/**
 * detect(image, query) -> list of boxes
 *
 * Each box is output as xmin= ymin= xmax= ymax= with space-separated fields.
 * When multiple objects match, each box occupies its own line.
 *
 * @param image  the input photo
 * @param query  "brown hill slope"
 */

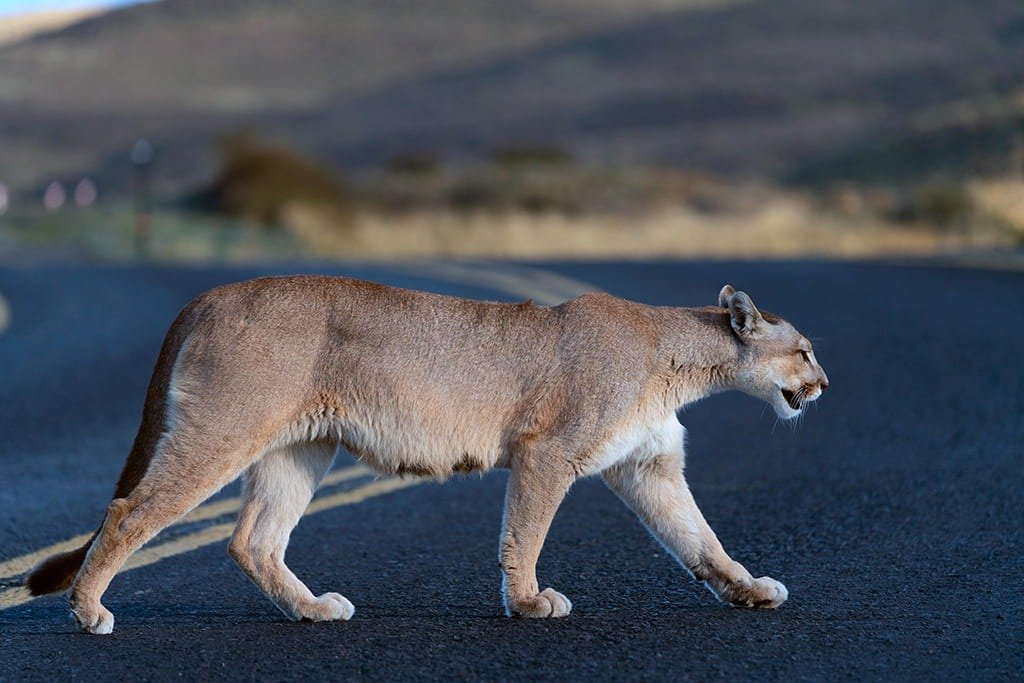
xmin=0 ymin=7 xmax=105 ymax=46
xmin=1 ymin=0 xmax=1022 ymax=197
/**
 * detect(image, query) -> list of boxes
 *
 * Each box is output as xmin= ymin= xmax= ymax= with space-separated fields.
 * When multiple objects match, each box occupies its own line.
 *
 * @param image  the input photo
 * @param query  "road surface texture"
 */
xmin=0 ymin=260 xmax=1020 ymax=681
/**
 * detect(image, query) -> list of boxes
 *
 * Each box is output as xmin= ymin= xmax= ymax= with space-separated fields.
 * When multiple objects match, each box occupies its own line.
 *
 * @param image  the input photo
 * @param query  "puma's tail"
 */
xmin=24 ymin=534 xmax=99 ymax=596
xmin=25 ymin=298 xmax=201 ymax=596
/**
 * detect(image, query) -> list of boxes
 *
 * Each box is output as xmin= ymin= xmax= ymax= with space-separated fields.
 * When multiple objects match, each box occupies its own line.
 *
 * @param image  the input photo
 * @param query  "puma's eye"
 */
xmin=799 ymin=350 xmax=811 ymax=363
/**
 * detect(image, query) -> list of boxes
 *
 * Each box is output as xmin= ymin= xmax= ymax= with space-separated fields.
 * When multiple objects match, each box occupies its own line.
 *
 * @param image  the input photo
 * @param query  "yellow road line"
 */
xmin=0 ymin=475 xmax=419 ymax=611
xmin=493 ymin=263 xmax=600 ymax=301
xmin=424 ymin=263 xmax=572 ymax=306
xmin=0 ymin=464 xmax=372 ymax=582
xmin=0 ymin=533 xmax=93 ymax=585
xmin=0 ymin=587 xmax=31 ymax=611
xmin=122 ymin=476 xmax=416 ymax=573
xmin=399 ymin=261 xmax=598 ymax=306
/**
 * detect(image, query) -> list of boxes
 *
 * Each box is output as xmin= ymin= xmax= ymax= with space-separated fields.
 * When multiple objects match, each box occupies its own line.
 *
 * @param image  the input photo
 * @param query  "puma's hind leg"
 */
xmin=228 ymin=440 xmax=353 ymax=622
xmin=69 ymin=433 xmax=263 ymax=634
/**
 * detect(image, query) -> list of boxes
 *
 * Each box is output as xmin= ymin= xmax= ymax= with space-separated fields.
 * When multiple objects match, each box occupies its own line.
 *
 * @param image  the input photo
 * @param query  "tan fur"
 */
xmin=27 ymin=276 xmax=828 ymax=633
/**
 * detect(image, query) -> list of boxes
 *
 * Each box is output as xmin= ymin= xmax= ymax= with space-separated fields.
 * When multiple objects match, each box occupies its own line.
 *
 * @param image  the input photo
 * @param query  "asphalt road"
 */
xmin=0 ymin=260 xmax=1020 ymax=681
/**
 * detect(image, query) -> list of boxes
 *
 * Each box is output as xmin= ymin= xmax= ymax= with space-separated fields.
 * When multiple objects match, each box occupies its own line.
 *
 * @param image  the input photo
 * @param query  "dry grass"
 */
xmin=969 ymin=178 xmax=1024 ymax=234
xmin=4 ymin=171 xmax=1019 ymax=264
xmin=283 ymin=196 xmax=1018 ymax=261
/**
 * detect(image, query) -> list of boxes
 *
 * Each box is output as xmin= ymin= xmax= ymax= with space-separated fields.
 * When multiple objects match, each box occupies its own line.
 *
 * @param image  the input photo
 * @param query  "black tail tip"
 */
xmin=24 ymin=548 xmax=88 ymax=596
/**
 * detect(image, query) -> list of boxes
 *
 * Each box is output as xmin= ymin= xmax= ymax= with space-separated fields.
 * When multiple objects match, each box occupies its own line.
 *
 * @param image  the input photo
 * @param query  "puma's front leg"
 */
xmin=603 ymin=454 xmax=787 ymax=609
xmin=499 ymin=455 xmax=575 ymax=618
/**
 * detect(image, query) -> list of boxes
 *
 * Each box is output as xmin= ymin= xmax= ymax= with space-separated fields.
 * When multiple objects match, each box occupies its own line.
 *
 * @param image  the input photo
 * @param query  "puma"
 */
xmin=26 ymin=277 xmax=828 ymax=634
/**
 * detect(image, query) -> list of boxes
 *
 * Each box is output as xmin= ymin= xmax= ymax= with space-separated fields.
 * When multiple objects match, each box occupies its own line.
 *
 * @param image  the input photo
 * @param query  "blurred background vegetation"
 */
xmin=1 ymin=0 xmax=1023 ymax=261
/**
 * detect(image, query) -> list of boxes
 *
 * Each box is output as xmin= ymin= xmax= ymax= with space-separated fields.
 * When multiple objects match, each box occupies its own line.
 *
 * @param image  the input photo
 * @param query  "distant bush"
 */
xmin=384 ymin=151 xmax=441 ymax=175
xmin=908 ymin=182 xmax=975 ymax=229
xmin=438 ymin=173 xmax=583 ymax=215
xmin=196 ymin=132 xmax=349 ymax=225
xmin=490 ymin=144 xmax=573 ymax=167
xmin=518 ymin=190 xmax=571 ymax=214
xmin=516 ymin=184 xmax=583 ymax=215
xmin=444 ymin=181 xmax=501 ymax=211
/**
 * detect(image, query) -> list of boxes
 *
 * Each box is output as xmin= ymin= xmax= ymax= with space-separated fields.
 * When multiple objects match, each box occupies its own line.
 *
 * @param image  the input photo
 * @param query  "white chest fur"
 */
xmin=581 ymin=412 xmax=686 ymax=476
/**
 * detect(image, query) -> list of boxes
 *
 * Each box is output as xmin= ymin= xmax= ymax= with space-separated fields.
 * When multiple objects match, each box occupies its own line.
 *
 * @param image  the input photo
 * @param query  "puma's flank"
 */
xmin=26 ymin=277 xmax=827 ymax=634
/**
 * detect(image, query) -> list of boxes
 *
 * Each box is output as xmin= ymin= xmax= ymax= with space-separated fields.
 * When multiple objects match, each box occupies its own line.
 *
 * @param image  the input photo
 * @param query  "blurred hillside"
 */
xmin=0 ymin=6 xmax=105 ymax=47
xmin=1 ymin=0 xmax=1023 ymax=199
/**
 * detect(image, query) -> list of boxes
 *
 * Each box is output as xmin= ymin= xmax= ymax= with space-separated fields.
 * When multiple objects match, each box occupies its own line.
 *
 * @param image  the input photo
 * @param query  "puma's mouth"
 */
xmin=780 ymin=388 xmax=802 ymax=411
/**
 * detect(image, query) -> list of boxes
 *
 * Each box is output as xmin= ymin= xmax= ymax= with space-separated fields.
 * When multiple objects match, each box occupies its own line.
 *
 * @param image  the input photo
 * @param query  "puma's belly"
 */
xmin=325 ymin=409 xmax=503 ymax=478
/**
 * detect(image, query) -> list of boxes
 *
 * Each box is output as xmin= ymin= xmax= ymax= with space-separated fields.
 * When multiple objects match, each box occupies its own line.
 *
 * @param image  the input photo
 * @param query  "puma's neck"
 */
xmin=656 ymin=307 xmax=743 ymax=409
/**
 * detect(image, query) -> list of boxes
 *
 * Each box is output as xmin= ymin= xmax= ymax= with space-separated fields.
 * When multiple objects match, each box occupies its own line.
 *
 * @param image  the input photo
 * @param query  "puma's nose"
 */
xmin=820 ymin=381 xmax=829 ymax=392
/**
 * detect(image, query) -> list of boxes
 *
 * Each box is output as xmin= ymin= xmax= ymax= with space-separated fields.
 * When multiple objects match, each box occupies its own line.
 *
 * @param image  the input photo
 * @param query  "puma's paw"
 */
xmin=508 ymin=587 xmax=573 ymax=618
xmin=71 ymin=600 xmax=115 ymax=635
xmin=295 ymin=592 xmax=355 ymax=622
xmin=730 ymin=576 xmax=788 ymax=609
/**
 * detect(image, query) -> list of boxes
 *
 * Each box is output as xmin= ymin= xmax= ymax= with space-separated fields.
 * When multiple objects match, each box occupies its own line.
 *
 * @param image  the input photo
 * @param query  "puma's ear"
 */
xmin=718 ymin=284 xmax=736 ymax=308
xmin=728 ymin=291 xmax=763 ymax=339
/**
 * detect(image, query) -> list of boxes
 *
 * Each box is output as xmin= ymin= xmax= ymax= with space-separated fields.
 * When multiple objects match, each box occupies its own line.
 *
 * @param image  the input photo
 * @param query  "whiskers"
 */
xmin=792 ymin=384 xmax=810 ymax=409
xmin=792 ymin=407 xmax=806 ymax=430
xmin=774 ymin=385 xmax=815 ymax=432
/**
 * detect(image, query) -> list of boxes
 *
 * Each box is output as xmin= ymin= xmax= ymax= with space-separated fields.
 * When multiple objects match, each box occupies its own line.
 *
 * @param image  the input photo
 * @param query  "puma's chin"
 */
xmin=774 ymin=388 xmax=803 ymax=420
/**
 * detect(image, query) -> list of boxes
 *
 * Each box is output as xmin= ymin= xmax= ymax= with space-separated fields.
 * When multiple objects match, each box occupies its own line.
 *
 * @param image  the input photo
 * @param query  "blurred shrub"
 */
xmin=437 ymin=172 xmax=582 ymax=214
xmin=194 ymin=132 xmax=350 ymax=225
xmin=444 ymin=180 xmax=502 ymax=210
xmin=384 ymin=151 xmax=441 ymax=176
xmin=916 ymin=183 xmax=975 ymax=227
xmin=898 ymin=182 xmax=976 ymax=229
xmin=490 ymin=143 xmax=572 ymax=167
xmin=518 ymin=188 xmax=581 ymax=214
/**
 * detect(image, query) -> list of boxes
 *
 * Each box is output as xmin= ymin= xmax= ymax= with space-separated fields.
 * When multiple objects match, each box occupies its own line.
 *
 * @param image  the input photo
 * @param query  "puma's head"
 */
xmin=718 ymin=284 xmax=829 ymax=420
